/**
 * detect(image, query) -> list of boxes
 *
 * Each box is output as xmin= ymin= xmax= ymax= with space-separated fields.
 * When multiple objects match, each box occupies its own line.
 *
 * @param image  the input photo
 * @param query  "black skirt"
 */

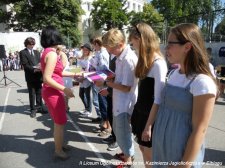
xmin=131 ymin=105 xmax=154 ymax=148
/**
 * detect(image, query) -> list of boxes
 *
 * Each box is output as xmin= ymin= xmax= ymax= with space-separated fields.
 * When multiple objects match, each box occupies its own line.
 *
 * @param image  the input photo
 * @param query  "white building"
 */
xmin=80 ymin=0 xmax=147 ymax=43
xmin=0 ymin=0 xmax=146 ymax=50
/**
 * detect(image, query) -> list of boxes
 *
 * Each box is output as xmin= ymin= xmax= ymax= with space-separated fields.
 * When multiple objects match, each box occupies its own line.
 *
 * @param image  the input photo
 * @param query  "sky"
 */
xmin=147 ymin=0 xmax=225 ymax=3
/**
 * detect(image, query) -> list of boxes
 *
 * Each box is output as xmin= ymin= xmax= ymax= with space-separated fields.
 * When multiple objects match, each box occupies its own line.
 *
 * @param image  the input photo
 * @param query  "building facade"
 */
xmin=80 ymin=0 xmax=147 ymax=43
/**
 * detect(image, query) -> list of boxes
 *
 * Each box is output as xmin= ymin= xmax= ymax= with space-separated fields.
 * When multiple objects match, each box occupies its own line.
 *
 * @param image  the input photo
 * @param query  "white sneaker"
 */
xmin=79 ymin=109 xmax=86 ymax=114
xmin=81 ymin=111 xmax=92 ymax=117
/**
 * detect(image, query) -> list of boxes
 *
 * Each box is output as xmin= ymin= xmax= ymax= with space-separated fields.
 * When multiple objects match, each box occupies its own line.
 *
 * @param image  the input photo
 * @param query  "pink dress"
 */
xmin=41 ymin=48 xmax=67 ymax=125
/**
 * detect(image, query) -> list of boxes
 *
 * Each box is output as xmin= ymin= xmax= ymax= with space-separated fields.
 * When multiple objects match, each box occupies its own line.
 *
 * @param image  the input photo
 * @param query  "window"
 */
xmin=87 ymin=2 xmax=91 ymax=11
xmin=127 ymin=2 xmax=130 ymax=8
xmin=133 ymin=3 xmax=136 ymax=11
xmin=138 ymin=5 xmax=141 ymax=11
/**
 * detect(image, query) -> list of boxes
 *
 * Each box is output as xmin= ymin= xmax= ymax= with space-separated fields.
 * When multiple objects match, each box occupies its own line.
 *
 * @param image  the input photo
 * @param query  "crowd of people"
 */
xmin=0 ymin=46 xmax=80 ymax=72
xmin=0 ymin=51 xmax=21 ymax=71
xmin=16 ymin=22 xmax=219 ymax=168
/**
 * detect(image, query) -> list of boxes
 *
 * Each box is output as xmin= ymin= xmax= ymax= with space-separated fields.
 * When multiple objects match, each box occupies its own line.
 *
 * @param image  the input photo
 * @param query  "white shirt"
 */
xmin=147 ymin=57 xmax=168 ymax=104
xmin=77 ymin=57 xmax=92 ymax=88
xmin=168 ymin=68 xmax=217 ymax=96
xmin=28 ymin=48 xmax=34 ymax=56
xmin=113 ymin=45 xmax=138 ymax=116
xmin=90 ymin=47 xmax=109 ymax=71
xmin=63 ymin=61 xmax=73 ymax=88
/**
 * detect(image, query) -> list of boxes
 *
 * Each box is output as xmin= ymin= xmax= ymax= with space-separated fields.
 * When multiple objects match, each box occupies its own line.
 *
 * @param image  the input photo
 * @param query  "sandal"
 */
xmin=98 ymin=128 xmax=111 ymax=137
xmin=53 ymin=151 xmax=70 ymax=161
xmin=62 ymin=144 xmax=72 ymax=152
xmin=114 ymin=152 xmax=125 ymax=160
xmin=92 ymin=126 xmax=106 ymax=133
xmin=114 ymin=153 xmax=134 ymax=162
xmin=115 ymin=162 xmax=134 ymax=168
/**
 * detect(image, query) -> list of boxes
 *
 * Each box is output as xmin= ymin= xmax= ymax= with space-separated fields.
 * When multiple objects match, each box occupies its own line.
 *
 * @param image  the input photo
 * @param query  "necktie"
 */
xmin=31 ymin=50 xmax=34 ymax=57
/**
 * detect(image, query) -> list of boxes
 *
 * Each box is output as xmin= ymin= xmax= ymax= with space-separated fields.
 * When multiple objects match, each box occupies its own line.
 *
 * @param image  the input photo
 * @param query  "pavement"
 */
xmin=0 ymin=70 xmax=224 ymax=168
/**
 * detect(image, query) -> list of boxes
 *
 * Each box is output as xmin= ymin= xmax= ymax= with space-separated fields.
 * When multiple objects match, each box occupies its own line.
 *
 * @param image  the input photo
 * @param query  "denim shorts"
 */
xmin=113 ymin=113 xmax=134 ymax=156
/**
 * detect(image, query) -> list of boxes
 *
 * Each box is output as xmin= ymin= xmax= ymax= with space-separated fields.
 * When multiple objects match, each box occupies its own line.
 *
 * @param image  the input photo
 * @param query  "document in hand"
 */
xmin=33 ymin=65 xmax=41 ymax=69
xmin=84 ymin=68 xmax=115 ymax=82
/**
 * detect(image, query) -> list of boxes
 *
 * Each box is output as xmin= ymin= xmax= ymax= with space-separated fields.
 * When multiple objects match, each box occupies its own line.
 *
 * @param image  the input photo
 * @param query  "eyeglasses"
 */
xmin=166 ymin=41 xmax=189 ymax=48
xmin=29 ymin=44 xmax=35 ymax=46
xmin=167 ymin=41 xmax=188 ymax=45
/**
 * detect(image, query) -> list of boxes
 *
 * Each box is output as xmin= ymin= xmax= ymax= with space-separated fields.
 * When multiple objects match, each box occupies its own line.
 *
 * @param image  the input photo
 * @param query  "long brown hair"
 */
xmin=129 ymin=23 xmax=162 ymax=79
xmin=170 ymin=23 xmax=215 ymax=81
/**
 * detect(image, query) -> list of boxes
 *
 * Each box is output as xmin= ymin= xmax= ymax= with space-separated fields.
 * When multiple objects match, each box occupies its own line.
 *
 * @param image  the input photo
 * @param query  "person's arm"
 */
xmin=60 ymin=51 xmax=84 ymax=78
xmin=142 ymin=58 xmax=167 ymax=141
xmin=60 ymin=51 xmax=68 ymax=68
xmin=106 ymin=81 xmax=131 ymax=92
xmin=141 ymin=104 xmax=159 ymax=141
xmin=19 ymin=50 xmax=34 ymax=72
xmin=181 ymin=94 xmax=215 ymax=167
xmin=43 ymin=51 xmax=74 ymax=97
xmin=106 ymin=58 xmax=135 ymax=92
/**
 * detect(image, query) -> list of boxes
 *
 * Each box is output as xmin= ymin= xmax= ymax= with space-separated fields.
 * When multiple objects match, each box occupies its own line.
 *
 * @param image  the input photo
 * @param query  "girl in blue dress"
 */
xmin=142 ymin=23 xmax=217 ymax=167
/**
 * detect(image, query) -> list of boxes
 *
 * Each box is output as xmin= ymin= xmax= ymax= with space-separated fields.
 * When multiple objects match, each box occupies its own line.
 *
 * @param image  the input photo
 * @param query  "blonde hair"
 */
xmin=56 ymin=45 xmax=65 ymax=52
xmin=102 ymin=28 xmax=125 ymax=47
xmin=129 ymin=23 xmax=162 ymax=78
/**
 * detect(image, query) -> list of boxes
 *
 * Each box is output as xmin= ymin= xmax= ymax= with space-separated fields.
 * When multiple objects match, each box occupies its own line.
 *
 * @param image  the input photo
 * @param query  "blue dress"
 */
xmin=152 ymin=77 xmax=204 ymax=168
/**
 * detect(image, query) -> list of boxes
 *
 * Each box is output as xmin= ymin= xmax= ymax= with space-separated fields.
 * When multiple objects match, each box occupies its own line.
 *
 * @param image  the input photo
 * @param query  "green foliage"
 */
xmin=151 ymin=0 xmax=214 ymax=26
xmin=90 ymin=0 xmax=129 ymax=30
xmin=151 ymin=0 xmax=225 ymax=41
xmin=129 ymin=3 xmax=164 ymax=36
xmin=0 ymin=0 xmax=84 ymax=47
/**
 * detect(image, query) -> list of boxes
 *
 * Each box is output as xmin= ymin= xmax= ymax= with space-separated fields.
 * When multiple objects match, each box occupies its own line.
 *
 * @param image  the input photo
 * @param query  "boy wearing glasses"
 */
xmin=102 ymin=29 xmax=138 ymax=167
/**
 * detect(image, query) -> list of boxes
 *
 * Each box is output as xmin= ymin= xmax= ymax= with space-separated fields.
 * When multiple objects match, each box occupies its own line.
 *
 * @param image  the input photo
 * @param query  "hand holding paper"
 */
xmin=84 ymin=67 xmax=115 ymax=82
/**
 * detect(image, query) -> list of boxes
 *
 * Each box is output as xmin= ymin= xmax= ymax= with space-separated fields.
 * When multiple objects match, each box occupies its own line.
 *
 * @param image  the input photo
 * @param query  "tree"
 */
xmin=151 ymin=0 xmax=213 ymax=26
xmin=90 ymin=0 xmax=129 ymax=31
xmin=0 ymin=0 xmax=84 ymax=47
xmin=151 ymin=0 xmax=225 ymax=42
xmin=200 ymin=0 xmax=223 ymax=41
xmin=129 ymin=3 xmax=164 ymax=37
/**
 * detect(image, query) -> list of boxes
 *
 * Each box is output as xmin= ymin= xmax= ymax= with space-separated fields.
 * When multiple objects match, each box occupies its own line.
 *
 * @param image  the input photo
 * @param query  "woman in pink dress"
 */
xmin=40 ymin=25 xmax=77 ymax=160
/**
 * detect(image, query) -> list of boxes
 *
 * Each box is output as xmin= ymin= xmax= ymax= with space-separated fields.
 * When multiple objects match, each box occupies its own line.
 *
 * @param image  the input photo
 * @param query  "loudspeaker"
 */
xmin=0 ymin=45 xmax=6 ymax=59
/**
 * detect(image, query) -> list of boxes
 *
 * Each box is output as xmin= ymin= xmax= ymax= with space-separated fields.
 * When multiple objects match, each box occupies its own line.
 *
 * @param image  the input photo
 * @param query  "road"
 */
xmin=0 ymin=70 xmax=224 ymax=168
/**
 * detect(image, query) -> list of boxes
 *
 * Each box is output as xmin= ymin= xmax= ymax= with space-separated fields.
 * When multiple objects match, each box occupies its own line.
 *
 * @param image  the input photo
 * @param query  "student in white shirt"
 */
xmin=102 ymin=28 xmax=138 ymax=167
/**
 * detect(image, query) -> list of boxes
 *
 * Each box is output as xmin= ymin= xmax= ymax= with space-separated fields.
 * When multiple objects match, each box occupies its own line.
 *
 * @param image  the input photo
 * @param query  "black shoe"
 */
xmin=30 ymin=110 xmax=36 ymax=118
xmin=102 ymin=135 xmax=114 ymax=144
xmin=36 ymin=106 xmax=48 ymax=114
xmin=40 ymin=109 xmax=48 ymax=114
xmin=91 ymin=117 xmax=102 ymax=123
xmin=107 ymin=141 xmax=119 ymax=151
